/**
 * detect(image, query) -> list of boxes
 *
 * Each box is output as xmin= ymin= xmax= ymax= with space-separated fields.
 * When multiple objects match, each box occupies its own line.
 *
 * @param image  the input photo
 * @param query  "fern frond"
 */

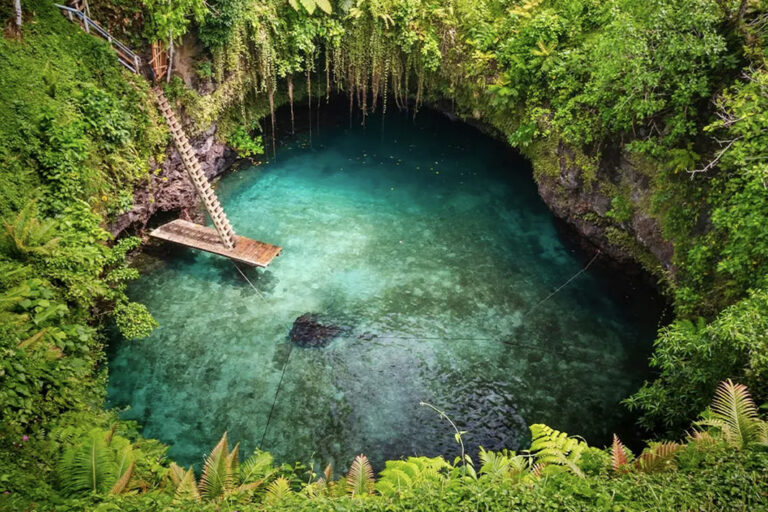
xmin=376 ymin=463 xmax=412 ymax=496
xmin=611 ymin=435 xmax=630 ymax=473
xmin=57 ymin=429 xmax=118 ymax=496
xmin=687 ymin=429 xmax=718 ymax=446
xmin=635 ymin=442 xmax=680 ymax=473
xmin=109 ymin=461 xmax=134 ymax=494
xmin=174 ymin=466 xmax=201 ymax=502
xmin=168 ymin=463 xmax=186 ymax=487
xmin=235 ymin=479 xmax=264 ymax=494
xmin=239 ymin=449 xmax=275 ymax=484
xmin=698 ymin=380 xmax=768 ymax=449
xmin=227 ymin=442 xmax=240 ymax=479
xmin=347 ymin=454 xmax=375 ymax=496
xmin=323 ymin=463 xmax=333 ymax=483
xmin=529 ymin=424 xmax=587 ymax=478
xmin=264 ymin=477 xmax=291 ymax=505
xmin=198 ymin=433 xmax=233 ymax=499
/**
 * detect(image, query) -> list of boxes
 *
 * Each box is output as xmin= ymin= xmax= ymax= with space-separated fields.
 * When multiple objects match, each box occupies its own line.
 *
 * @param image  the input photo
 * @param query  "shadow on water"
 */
xmin=107 ymin=98 xmax=667 ymax=471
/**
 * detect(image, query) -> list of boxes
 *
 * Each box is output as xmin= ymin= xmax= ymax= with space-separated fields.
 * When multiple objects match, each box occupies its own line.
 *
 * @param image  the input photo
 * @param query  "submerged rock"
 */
xmin=289 ymin=314 xmax=341 ymax=348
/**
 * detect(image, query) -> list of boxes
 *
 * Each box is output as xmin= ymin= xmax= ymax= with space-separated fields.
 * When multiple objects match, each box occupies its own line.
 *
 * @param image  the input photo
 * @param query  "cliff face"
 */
xmin=533 ymin=140 xmax=674 ymax=275
xmin=115 ymin=88 xmax=673 ymax=282
xmin=109 ymin=124 xmax=234 ymax=235
xmin=435 ymin=101 xmax=675 ymax=277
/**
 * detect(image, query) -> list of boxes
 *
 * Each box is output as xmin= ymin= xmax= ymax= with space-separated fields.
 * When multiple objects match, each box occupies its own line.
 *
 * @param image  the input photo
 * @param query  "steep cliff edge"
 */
xmin=533 ymin=140 xmax=673 ymax=277
xmin=108 ymin=123 xmax=233 ymax=235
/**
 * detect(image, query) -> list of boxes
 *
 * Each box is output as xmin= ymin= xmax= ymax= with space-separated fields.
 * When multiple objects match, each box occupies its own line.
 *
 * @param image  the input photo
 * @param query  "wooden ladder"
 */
xmin=56 ymin=4 xmax=241 ymax=252
xmin=154 ymin=89 xmax=237 ymax=249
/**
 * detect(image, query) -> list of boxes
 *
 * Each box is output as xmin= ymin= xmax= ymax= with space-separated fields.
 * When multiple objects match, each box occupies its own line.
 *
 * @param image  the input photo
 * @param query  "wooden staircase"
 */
xmin=154 ymin=89 xmax=236 ymax=249
xmin=56 ymin=5 xmax=281 ymax=267
xmin=55 ymin=4 xmax=141 ymax=73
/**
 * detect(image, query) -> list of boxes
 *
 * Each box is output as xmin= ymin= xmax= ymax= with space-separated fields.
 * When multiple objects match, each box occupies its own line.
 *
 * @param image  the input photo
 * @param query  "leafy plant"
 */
xmin=635 ymin=442 xmax=681 ymax=473
xmin=264 ymin=477 xmax=292 ymax=504
xmin=478 ymin=447 xmax=530 ymax=481
xmin=56 ymin=428 xmax=137 ymax=497
xmin=376 ymin=456 xmax=449 ymax=496
xmin=288 ymin=0 xmax=333 ymax=15
xmin=167 ymin=433 xmax=273 ymax=502
xmin=528 ymin=424 xmax=588 ymax=477
xmin=346 ymin=454 xmax=374 ymax=496
xmin=606 ymin=195 xmax=633 ymax=224
xmin=0 ymin=203 xmax=60 ymax=261
xmin=228 ymin=124 xmax=265 ymax=159
xmin=697 ymin=379 xmax=768 ymax=449
xmin=114 ymin=301 xmax=158 ymax=339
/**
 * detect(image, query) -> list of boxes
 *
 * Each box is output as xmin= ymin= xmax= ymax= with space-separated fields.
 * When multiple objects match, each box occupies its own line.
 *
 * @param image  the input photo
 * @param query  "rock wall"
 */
xmin=434 ymin=102 xmax=675 ymax=276
xmin=534 ymin=141 xmax=674 ymax=274
xmin=108 ymin=123 xmax=234 ymax=236
xmin=116 ymin=91 xmax=673 ymax=283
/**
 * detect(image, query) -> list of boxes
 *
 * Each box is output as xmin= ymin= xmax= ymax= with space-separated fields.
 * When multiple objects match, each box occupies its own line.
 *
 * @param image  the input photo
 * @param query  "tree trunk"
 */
xmin=14 ymin=0 xmax=22 ymax=30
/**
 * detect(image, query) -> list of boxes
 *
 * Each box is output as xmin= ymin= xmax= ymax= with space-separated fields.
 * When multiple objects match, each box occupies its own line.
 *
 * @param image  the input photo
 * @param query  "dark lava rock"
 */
xmin=289 ymin=314 xmax=341 ymax=348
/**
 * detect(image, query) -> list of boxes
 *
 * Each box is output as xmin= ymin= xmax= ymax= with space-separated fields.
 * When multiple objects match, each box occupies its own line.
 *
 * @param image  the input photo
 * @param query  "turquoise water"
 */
xmin=107 ymin=107 xmax=662 ymax=471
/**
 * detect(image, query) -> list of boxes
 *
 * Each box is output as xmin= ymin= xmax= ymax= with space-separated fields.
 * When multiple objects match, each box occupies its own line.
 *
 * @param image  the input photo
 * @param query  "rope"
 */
xmin=526 ymin=250 xmax=601 ymax=315
xmin=259 ymin=343 xmax=294 ymax=448
xmin=232 ymin=262 xmax=267 ymax=303
xmin=241 ymin=247 xmax=628 ymax=449
xmin=230 ymin=260 xmax=290 ymax=447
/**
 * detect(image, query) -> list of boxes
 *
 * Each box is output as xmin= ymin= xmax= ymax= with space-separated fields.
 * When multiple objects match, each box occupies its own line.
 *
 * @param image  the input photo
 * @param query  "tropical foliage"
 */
xmin=2 ymin=0 xmax=768 ymax=510
xmin=4 ymin=380 xmax=767 ymax=510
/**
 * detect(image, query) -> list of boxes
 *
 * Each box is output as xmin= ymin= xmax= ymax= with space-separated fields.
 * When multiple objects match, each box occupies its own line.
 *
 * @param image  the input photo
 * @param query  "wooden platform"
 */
xmin=150 ymin=219 xmax=281 ymax=267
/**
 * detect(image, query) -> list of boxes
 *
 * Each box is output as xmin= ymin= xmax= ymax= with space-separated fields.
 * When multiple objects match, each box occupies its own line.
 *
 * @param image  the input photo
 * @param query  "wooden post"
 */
xmin=14 ymin=0 xmax=22 ymax=30
xmin=166 ymin=34 xmax=174 ymax=83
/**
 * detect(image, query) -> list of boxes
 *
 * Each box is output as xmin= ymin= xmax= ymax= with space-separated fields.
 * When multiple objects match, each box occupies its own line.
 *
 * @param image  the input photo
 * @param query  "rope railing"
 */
xmin=54 ymin=4 xmax=140 ymax=73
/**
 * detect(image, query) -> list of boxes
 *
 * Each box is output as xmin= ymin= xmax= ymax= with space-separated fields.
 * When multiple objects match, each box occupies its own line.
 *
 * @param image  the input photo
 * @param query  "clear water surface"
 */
xmin=107 ymin=106 xmax=663 ymax=471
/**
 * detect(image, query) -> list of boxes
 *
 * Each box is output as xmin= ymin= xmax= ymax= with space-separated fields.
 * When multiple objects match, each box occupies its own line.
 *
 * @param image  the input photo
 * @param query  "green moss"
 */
xmin=526 ymin=136 xmax=561 ymax=181
xmin=604 ymin=226 xmax=666 ymax=281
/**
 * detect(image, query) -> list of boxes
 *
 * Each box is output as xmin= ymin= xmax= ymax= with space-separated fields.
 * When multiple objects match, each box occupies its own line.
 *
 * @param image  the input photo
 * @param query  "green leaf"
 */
xmin=299 ymin=0 xmax=316 ymax=15
xmin=314 ymin=0 xmax=332 ymax=14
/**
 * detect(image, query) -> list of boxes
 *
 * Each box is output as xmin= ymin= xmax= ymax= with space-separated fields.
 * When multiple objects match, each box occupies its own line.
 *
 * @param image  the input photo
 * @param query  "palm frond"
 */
xmin=346 ymin=454 xmax=375 ymax=496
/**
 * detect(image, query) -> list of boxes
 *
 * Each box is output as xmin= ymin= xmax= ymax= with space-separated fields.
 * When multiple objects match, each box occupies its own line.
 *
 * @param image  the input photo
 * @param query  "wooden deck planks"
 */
xmin=150 ymin=219 xmax=281 ymax=267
